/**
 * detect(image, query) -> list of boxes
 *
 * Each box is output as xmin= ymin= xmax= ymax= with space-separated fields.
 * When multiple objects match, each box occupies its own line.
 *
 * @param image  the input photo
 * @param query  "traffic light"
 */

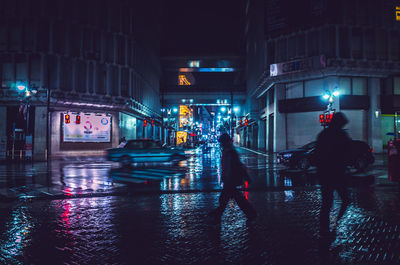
xmin=244 ymin=118 xmax=248 ymax=126
xmin=151 ymin=120 xmax=154 ymax=127
xmin=65 ymin=114 xmax=70 ymax=124
xmin=239 ymin=120 xmax=242 ymax=126
xmin=319 ymin=114 xmax=324 ymax=124
xmin=144 ymin=119 xmax=148 ymax=127
xmin=76 ymin=115 xmax=81 ymax=124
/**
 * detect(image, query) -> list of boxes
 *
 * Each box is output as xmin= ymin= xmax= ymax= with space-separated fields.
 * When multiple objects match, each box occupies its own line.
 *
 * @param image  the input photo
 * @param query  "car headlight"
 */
xmin=282 ymin=153 xmax=292 ymax=158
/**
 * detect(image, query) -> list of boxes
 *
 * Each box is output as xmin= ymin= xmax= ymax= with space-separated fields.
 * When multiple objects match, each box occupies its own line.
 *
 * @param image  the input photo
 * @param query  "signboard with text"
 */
xmin=63 ymin=113 xmax=111 ymax=142
xmin=270 ymin=55 xmax=326 ymax=77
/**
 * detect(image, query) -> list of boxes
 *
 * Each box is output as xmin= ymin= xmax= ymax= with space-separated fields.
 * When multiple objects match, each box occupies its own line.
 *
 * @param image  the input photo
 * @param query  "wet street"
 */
xmin=1 ymin=147 xmax=400 ymax=264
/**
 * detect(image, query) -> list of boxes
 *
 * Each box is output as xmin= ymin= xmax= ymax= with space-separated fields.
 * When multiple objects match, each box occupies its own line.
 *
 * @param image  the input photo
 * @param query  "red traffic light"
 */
xmin=76 ymin=115 xmax=81 ymax=124
xmin=151 ymin=120 xmax=154 ymax=127
xmin=319 ymin=114 xmax=324 ymax=124
xmin=65 ymin=114 xmax=70 ymax=124
xmin=144 ymin=120 xmax=148 ymax=127
xmin=244 ymin=118 xmax=248 ymax=126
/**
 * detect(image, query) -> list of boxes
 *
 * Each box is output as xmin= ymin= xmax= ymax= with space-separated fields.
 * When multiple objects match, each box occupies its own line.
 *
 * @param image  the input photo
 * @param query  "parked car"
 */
xmin=277 ymin=140 xmax=374 ymax=171
xmin=106 ymin=139 xmax=187 ymax=167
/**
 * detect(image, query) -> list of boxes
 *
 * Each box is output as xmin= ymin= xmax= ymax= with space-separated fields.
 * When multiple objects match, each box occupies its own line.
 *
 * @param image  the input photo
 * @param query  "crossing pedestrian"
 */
xmin=315 ymin=112 xmax=352 ymax=240
xmin=208 ymin=133 xmax=257 ymax=223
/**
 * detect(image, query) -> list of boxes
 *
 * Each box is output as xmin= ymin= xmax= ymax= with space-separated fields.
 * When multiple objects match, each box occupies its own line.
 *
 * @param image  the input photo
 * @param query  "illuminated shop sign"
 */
xmin=176 ymin=131 xmax=188 ymax=145
xmin=179 ymin=68 xmax=235 ymax=72
xmin=178 ymin=75 xmax=191 ymax=85
xmin=63 ymin=113 xmax=111 ymax=142
xmin=396 ymin=6 xmax=400 ymax=21
xmin=270 ymin=55 xmax=326 ymax=77
xmin=179 ymin=105 xmax=192 ymax=128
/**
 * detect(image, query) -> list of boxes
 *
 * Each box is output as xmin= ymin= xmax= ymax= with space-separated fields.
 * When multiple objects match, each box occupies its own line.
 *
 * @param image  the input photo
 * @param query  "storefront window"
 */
xmin=305 ymin=78 xmax=324 ymax=97
xmin=339 ymin=77 xmax=351 ymax=95
xmin=394 ymin=77 xmax=400 ymax=95
xmin=286 ymin=82 xmax=303 ymax=99
xmin=352 ymin=77 xmax=367 ymax=95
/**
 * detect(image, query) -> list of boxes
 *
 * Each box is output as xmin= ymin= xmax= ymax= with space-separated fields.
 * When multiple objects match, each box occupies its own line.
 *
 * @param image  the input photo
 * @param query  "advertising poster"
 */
xmin=176 ymin=131 xmax=188 ymax=145
xmin=63 ymin=113 xmax=111 ymax=142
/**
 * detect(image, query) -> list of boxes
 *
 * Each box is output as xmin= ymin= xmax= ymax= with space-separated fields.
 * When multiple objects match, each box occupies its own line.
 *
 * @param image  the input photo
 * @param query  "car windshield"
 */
xmin=125 ymin=140 xmax=162 ymax=149
xmin=300 ymin=142 xmax=316 ymax=150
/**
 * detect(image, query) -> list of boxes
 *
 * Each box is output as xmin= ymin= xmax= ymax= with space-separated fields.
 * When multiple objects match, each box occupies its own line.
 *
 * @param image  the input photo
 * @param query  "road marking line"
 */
xmin=238 ymin=147 xmax=268 ymax=157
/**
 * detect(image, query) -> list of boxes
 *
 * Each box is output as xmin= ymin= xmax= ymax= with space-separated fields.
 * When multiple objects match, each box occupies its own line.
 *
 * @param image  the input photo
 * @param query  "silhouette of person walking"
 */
xmin=209 ymin=133 xmax=257 ymax=222
xmin=315 ymin=112 xmax=351 ymax=239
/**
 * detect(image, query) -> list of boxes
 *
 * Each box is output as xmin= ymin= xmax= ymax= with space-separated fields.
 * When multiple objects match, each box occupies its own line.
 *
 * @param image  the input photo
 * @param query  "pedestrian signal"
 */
xmin=144 ymin=119 xmax=148 ymax=127
xmin=151 ymin=120 xmax=154 ymax=127
xmin=76 ymin=115 xmax=81 ymax=124
xmin=65 ymin=114 xmax=70 ymax=124
xmin=245 ymin=118 xmax=248 ymax=126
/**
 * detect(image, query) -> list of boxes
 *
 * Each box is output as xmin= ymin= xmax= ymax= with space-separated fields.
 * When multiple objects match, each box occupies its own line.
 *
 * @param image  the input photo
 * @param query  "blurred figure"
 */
xmin=208 ymin=133 xmax=257 ymax=222
xmin=118 ymin=137 xmax=127 ymax=148
xmin=315 ymin=112 xmax=352 ymax=239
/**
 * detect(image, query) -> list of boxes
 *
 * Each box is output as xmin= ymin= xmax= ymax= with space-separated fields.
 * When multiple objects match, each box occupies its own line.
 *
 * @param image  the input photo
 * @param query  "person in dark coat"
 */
xmin=315 ymin=112 xmax=352 ymax=238
xmin=209 ymin=133 xmax=257 ymax=222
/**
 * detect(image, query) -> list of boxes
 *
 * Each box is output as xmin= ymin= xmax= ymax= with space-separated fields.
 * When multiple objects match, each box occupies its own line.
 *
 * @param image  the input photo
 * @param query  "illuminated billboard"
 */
xmin=179 ymin=105 xmax=192 ymax=128
xmin=63 ymin=113 xmax=111 ymax=142
xmin=176 ymin=131 xmax=188 ymax=145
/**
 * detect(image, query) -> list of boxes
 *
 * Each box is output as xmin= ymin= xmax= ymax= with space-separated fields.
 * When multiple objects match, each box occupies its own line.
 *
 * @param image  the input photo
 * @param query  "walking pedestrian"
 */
xmin=208 ymin=133 xmax=257 ymax=223
xmin=315 ymin=112 xmax=352 ymax=240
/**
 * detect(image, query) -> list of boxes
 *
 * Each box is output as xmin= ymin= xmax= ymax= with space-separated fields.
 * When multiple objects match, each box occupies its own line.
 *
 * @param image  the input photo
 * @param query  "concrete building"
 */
xmin=0 ymin=0 xmax=162 ymax=160
xmin=244 ymin=0 xmax=400 ymax=153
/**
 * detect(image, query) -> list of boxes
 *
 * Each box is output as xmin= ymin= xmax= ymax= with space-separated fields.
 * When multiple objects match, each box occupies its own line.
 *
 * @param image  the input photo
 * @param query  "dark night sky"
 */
xmin=160 ymin=0 xmax=246 ymax=56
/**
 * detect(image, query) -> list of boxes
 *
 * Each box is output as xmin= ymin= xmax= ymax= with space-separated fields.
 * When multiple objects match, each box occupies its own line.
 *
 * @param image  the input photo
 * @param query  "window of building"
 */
xmin=305 ymin=78 xmax=324 ymax=97
xmin=16 ymin=54 xmax=27 ymax=82
xmin=60 ymin=58 xmax=72 ymax=91
xmin=1 ymin=55 xmax=13 ymax=88
xmin=276 ymin=38 xmax=287 ymax=62
xmin=36 ymin=20 xmax=49 ymax=52
xmin=53 ymin=21 xmax=66 ymax=54
xmin=9 ymin=20 xmax=21 ymax=51
xmin=377 ymin=29 xmax=388 ymax=60
xmin=307 ymin=30 xmax=319 ymax=57
xmin=339 ymin=27 xmax=350 ymax=58
xmin=29 ymin=54 xmax=41 ymax=87
xmin=267 ymin=41 xmax=275 ymax=65
xmin=121 ymin=68 xmax=129 ymax=97
xmin=23 ymin=19 xmax=34 ymax=51
xmin=48 ymin=55 xmax=58 ymax=90
xmin=297 ymin=34 xmax=305 ymax=58
xmin=288 ymin=36 xmax=296 ymax=60
xmin=321 ymin=26 xmax=336 ymax=58
xmin=339 ymin=77 xmax=351 ymax=95
xmin=352 ymin=77 xmax=367 ymax=95
xmin=351 ymin=28 xmax=362 ymax=59
xmin=391 ymin=32 xmax=400 ymax=61
xmin=365 ymin=29 xmax=376 ymax=60
xmin=75 ymin=60 xmax=86 ymax=93
xmin=96 ymin=64 xmax=106 ymax=95
xmin=88 ymin=62 xmax=94 ymax=94
xmin=394 ymin=77 xmax=400 ymax=95
xmin=70 ymin=24 xmax=81 ymax=57
xmin=105 ymin=33 xmax=114 ymax=63
xmin=268 ymin=87 xmax=274 ymax=105
xmin=286 ymin=82 xmax=303 ymax=99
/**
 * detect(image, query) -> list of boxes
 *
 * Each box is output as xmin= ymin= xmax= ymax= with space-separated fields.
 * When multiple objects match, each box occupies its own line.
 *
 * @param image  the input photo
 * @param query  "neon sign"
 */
xmin=178 ymin=75 xmax=191 ymax=85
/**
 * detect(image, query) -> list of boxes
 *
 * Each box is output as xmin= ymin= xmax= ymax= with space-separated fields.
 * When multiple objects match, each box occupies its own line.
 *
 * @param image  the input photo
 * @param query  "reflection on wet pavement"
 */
xmin=0 ymin=146 xmax=383 ymax=200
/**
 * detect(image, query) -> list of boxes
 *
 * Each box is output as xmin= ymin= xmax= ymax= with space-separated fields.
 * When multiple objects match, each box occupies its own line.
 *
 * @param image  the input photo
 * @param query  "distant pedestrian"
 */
xmin=118 ymin=137 xmax=127 ymax=148
xmin=315 ymin=112 xmax=352 ymax=239
xmin=208 ymin=133 xmax=257 ymax=223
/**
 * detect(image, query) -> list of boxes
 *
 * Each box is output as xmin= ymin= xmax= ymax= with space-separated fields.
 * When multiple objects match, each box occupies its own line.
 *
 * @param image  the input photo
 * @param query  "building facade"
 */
xmin=0 ymin=0 xmax=162 ymax=160
xmin=244 ymin=0 xmax=400 ymax=153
